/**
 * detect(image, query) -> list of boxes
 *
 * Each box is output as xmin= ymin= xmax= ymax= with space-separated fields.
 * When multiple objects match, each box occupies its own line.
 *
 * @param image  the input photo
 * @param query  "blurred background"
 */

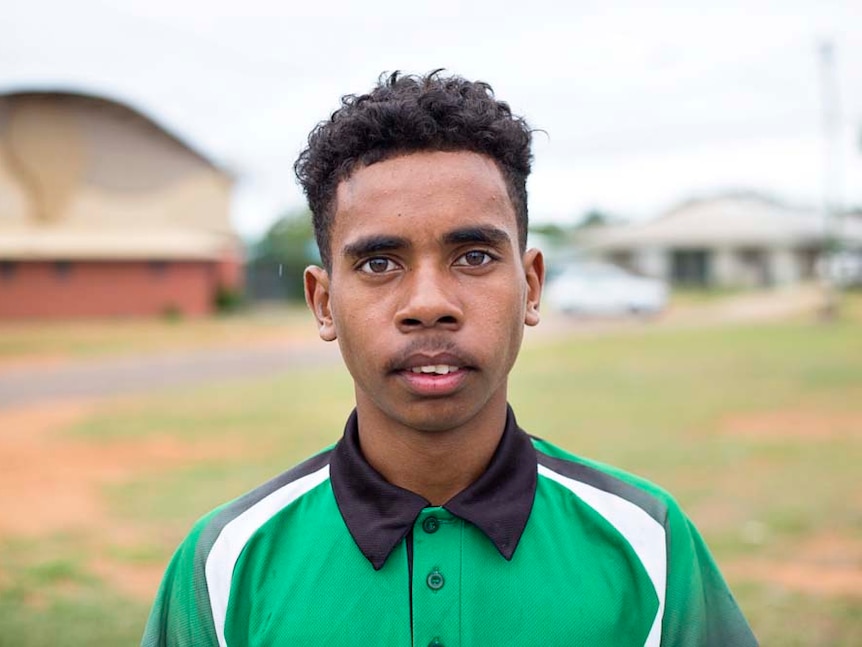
xmin=0 ymin=1 xmax=860 ymax=645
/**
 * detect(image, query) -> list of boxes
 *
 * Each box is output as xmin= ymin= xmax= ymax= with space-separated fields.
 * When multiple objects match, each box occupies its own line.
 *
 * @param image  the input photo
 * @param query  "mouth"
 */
xmin=408 ymin=364 xmax=461 ymax=375
xmin=390 ymin=350 xmax=475 ymax=396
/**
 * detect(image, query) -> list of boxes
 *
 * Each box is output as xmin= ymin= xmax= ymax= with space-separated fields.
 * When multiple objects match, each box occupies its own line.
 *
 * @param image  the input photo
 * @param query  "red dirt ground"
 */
xmin=718 ymin=406 xmax=862 ymax=597
xmin=1 ymin=388 xmax=860 ymax=600
xmin=725 ymin=532 xmax=862 ymax=598
xmin=721 ymin=408 xmax=862 ymax=441
xmin=0 ymin=400 xmax=250 ymax=600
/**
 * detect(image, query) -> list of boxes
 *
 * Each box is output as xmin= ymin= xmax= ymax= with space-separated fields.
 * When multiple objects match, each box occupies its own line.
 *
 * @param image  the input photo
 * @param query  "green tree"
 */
xmin=528 ymin=223 xmax=570 ymax=244
xmin=577 ymin=209 xmax=614 ymax=229
xmin=250 ymin=209 xmax=319 ymax=301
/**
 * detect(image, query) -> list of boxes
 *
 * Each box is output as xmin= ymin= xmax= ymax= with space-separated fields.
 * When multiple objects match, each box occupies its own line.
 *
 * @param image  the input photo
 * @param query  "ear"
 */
xmin=304 ymin=265 xmax=337 ymax=341
xmin=522 ymin=248 xmax=544 ymax=327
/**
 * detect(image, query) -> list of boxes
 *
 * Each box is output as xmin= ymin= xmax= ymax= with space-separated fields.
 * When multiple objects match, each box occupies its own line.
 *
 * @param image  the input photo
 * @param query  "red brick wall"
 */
xmin=0 ymin=260 xmax=223 ymax=319
xmin=216 ymin=251 xmax=244 ymax=292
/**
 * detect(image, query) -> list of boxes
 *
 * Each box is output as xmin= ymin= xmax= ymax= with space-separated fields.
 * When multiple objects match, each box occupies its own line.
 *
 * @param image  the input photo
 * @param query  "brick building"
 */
xmin=0 ymin=90 xmax=242 ymax=318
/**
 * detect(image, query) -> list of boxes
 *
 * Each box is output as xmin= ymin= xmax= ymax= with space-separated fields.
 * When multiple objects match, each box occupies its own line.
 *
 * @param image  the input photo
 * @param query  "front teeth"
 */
xmin=410 ymin=365 xmax=459 ymax=375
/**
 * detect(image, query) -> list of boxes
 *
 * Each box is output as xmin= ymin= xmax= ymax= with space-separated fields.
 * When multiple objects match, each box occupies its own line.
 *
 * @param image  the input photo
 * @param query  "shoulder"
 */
xmin=141 ymin=447 xmax=336 ymax=646
xmin=530 ymin=435 xmax=683 ymax=528
xmin=530 ymin=437 xmax=758 ymax=646
xmin=164 ymin=445 xmax=337 ymax=597
xmin=191 ymin=445 xmax=335 ymax=557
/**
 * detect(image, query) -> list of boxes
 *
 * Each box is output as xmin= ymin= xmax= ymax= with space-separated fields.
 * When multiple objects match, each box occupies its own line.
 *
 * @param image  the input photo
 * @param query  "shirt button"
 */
xmin=426 ymin=568 xmax=445 ymax=591
xmin=422 ymin=516 xmax=440 ymax=533
xmin=428 ymin=639 xmax=444 ymax=647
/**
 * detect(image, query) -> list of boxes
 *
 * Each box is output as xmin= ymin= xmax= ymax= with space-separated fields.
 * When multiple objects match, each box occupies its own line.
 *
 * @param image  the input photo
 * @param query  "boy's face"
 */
xmin=305 ymin=150 xmax=543 ymax=434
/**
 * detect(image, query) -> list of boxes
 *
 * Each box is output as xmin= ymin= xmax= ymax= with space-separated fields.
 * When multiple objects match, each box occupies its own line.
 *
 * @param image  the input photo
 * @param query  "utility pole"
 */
xmin=817 ymin=39 xmax=842 ymax=321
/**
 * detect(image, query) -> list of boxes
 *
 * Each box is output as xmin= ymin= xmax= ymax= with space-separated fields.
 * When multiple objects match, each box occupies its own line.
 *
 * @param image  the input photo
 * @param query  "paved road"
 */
xmin=0 ymin=342 xmax=341 ymax=408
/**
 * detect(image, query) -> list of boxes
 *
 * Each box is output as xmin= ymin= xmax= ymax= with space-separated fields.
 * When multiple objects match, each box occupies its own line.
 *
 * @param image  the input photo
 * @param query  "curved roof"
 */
xmin=0 ymin=87 xmax=230 ymax=177
xmin=0 ymin=87 xmax=238 ymax=258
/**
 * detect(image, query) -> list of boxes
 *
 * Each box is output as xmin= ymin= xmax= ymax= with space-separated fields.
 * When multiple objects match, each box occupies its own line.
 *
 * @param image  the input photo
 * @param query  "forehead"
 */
xmin=332 ymin=151 xmax=517 ymax=244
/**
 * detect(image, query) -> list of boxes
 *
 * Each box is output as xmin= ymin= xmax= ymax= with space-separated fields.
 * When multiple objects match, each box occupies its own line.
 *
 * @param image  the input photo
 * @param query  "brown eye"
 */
xmin=457 ymin=251 xmax=492 ymax=267
xmin=360 ymin=258 xmax=395 ymax=274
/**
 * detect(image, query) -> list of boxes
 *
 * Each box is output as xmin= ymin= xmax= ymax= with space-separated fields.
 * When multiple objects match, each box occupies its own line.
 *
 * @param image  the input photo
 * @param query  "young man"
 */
xmin=142 ymin=71 xmax=757 ymax=646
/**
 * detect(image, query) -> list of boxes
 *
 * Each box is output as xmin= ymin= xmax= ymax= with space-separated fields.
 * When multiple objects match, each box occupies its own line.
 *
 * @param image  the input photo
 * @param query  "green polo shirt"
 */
xmin=142 ymin=407 xmax=757 ymax=646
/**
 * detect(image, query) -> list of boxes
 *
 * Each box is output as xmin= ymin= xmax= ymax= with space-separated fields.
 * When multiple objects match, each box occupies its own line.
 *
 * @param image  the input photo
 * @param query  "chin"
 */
xmin=391 ymin=400 xmax=485 ymax=434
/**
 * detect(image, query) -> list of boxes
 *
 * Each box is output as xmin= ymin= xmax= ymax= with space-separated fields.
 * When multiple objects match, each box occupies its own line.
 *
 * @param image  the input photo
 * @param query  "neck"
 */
xmin=355 ymin=396 xmax=508 ymax=506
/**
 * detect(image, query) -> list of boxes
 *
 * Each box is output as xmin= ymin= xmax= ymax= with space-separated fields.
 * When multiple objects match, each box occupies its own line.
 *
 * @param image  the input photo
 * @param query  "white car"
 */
xmin=545 ymin=261 xmax=668 ymax=316
xmin=818 ymin=251 xmax=862 ymax=287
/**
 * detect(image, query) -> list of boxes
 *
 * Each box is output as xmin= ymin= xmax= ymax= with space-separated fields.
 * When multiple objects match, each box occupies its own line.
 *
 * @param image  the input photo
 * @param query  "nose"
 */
xmin=395 ymin=264 xmax=463 ymax=332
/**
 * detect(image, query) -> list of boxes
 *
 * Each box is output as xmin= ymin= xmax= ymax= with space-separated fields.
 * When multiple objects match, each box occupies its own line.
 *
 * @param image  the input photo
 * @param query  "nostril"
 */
xmin=398 ymin=314 xmax=459 ymax=329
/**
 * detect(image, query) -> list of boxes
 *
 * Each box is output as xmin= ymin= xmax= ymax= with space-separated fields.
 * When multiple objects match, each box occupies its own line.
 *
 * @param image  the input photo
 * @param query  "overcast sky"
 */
xmin=4 ymin=0 xmax=861 ymax=239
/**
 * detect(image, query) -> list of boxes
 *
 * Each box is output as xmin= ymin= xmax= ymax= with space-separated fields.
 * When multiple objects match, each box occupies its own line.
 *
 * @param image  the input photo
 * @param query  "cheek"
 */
xmin=334 ymin=326 xmax=379 ymax=386
xmin=469 ymin=294 xmax=526 ymax=358
xmin=331 ymin=288 xmax=376 ymax=330
xmin=330 ymin=294 xmax=389 ymax=361
xmin=478 ymin=281 xmax=527 ymax=321
xmin=338 ymin=306 xmax=386 ymax=338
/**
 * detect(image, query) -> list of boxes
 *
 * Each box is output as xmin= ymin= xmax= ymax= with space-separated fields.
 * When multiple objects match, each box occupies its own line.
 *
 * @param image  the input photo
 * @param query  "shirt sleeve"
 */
xmin=141 ymin=520 xmax=221 ymax=647
xmin=660 ymin=504 xmax=759 ymax=647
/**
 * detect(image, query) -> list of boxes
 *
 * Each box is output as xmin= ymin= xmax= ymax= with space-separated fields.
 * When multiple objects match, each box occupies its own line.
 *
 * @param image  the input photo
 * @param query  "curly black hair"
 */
xmin=294 ymin=70 xmax=533 ymax=269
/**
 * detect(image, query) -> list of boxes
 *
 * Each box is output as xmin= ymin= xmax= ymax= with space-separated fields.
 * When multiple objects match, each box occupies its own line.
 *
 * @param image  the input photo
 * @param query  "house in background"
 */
xmin=579 ymin=195 xmax=862 ymax=288
xmin=0 ymin=90 xmax=243 ymax=318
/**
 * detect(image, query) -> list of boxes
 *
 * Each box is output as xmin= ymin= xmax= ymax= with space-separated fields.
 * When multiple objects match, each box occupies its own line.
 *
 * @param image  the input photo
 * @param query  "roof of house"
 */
xmin=0 ymin=89 xmax=238 ymax=261
xmin=0 ymin=88 xmax=229 ymax=176
xmin=580 ymin=196 xmax=862 ymax=250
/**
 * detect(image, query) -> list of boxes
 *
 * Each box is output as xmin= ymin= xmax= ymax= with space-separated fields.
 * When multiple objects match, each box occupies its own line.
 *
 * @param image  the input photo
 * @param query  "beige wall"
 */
xmin=0 ymin=93 xmax=233 ymax=246
xmin=0 ymin=143 xmax=29 ymax=224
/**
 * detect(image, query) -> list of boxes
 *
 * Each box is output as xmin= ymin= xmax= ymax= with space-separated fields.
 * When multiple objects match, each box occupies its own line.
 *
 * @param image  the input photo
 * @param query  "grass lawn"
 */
xmin=0 ymin=305 xmax=315 ymax=365
xmin=0 ymin=295 xmax=860 ymax=645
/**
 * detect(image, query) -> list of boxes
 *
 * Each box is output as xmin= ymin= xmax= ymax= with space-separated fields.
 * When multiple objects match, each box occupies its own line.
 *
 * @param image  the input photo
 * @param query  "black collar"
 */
xmin=330 ymin=405 xmax=537 ymax=570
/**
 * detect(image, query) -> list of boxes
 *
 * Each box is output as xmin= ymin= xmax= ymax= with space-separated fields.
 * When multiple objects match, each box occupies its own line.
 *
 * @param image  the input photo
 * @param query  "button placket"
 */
xmin=412 ymin=508 xmax=461 ymax=647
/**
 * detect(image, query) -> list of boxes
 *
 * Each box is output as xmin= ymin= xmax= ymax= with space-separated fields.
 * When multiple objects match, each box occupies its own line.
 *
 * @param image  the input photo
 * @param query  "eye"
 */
xmin=454 ymin=250 xmax=494 ymax=267
xmin=358 ymin=257 xmax=398 ymax=274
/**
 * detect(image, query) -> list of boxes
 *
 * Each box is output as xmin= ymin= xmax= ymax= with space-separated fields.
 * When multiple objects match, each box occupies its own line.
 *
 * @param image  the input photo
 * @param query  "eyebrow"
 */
xmin=442 ymin=226 xmax=511 ymax=247
xmin=341 ymin=226 xmax=511 ymax=259
xmin=342 ymin=235 xmax=410 ymax=259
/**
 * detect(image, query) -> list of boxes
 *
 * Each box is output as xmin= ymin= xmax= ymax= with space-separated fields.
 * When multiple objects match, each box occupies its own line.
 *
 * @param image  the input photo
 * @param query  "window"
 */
xmin=671 ymin=250 xmax=711 ymax=286
xmin=54 ymin=261 xmax=73 ymax=280
xmin=149 ymin=261 xmax=170 ymax=278
xmin=0 ymin=261 xmax=16 ymax=281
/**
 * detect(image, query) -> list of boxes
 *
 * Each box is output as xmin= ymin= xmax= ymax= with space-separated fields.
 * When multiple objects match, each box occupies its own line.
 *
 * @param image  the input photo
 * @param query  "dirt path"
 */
xmin=0 ymin=341 xmax=341 ymax=408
